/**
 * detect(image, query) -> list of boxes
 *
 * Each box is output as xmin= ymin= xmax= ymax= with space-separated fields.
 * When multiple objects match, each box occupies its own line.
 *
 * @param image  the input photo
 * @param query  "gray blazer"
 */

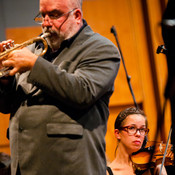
xmin=0 ymin=25 xmax=120 ymax=175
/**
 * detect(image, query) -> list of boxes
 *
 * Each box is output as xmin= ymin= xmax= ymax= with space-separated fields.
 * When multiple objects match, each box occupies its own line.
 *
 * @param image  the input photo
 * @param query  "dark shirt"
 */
xmin=107 ymin=167 xmax=113 ymax=175
xmin=107 ymin=166 xmax=147 ymax=175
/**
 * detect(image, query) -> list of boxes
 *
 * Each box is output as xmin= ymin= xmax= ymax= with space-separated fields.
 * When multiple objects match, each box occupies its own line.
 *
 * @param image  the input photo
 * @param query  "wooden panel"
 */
xmin=129 ymin=0 xmax=159 ymax=140
xmin=0 ymin=113 xmax=10 ymax=155
xmin=83 ymin=0 xmax=144 ymax=106
xmin=6 ymin=26 xmax=42 ymax=43
xmin=143 ymin=0 xmax=171 ymax=141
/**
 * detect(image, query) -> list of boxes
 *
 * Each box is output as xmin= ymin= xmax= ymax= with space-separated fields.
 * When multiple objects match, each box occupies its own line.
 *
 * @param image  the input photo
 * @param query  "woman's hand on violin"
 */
xmin=2 ymin=47 xmax=38 ymax=76
xmin=153 ymin=164 xmax=167 ymax=175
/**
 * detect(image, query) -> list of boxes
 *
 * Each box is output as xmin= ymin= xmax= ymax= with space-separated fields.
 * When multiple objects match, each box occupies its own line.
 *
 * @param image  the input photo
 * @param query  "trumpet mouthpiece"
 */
xmin=41 ymin=32 xmax=51 ymax=38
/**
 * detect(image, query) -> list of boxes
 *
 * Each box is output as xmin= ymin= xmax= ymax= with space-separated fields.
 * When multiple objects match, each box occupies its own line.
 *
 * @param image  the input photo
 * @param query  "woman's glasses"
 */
xmin=119 ymin=125 xmax=149 ymax=136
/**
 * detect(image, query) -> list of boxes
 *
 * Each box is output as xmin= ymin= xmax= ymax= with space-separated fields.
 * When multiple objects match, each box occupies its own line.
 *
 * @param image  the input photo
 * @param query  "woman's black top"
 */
xmin=107 ymin=166 xmax=148 ymax=175
xmin=107 ymin=167 xmax=114 ymax=175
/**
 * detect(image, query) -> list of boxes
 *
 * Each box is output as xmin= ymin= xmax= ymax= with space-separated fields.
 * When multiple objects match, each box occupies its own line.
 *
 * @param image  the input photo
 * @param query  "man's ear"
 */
xmin=74 ymin=9 xmax=82 ymax=24
xmin=114 ymin=129 xmax=121 ymax=140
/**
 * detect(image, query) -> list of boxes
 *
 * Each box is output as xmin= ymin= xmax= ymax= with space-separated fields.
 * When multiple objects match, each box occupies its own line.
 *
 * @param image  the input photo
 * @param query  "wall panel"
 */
xmin=0 ymin=114 xmax=10 ymax=154
xmin=83 ymin=0 xmax=144 ymax=106
xmin=6 ymin=26 xmax=42 ymax=43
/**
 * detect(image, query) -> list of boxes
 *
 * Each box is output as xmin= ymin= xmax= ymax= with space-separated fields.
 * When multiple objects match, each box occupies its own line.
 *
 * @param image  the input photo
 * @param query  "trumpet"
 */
xmin=0 ymin=32 xmax=50 ymax=78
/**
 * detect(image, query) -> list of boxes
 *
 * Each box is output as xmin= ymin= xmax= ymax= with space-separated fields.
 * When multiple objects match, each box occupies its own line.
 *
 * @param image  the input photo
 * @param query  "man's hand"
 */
xmin=0 ymin=40 xmax=38 ymax=76
xmin=0 ymin=39 xmax=14 ymax=52
xmin=1 ymin=47 xmax=38 ymax=76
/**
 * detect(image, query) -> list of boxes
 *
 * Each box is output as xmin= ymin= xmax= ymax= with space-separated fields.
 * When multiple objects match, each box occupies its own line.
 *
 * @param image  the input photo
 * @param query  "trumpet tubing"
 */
xmin=0 ymin=33 xmax=50 ymax=78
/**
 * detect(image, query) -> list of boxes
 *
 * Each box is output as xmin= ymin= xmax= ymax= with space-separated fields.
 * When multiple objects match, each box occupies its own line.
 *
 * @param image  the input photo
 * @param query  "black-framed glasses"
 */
xmin=119 ymin=125 xmax=149 ymax=136
xmin=34 ymin=8 xmax=77 ymax=24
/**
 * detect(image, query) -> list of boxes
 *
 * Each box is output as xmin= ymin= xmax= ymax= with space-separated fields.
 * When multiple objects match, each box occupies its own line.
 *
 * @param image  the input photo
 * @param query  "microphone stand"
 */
xmin=111 ymin=26 xmax=139 ymax=109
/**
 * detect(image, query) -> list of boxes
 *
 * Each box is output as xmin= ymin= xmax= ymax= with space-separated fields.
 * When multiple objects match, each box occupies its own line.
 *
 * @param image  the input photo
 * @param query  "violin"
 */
xmin=130 ymin=141 xmax=174 ymax=171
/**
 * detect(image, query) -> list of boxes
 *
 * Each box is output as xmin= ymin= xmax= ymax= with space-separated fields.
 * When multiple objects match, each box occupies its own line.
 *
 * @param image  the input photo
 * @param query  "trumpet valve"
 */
xmin=3 ymin=45 xmax=7 ymax=51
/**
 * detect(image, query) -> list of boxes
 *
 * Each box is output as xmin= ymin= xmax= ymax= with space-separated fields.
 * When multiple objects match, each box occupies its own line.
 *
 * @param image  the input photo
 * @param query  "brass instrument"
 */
xmin=0 ymin=32 xmax=50 ymax=78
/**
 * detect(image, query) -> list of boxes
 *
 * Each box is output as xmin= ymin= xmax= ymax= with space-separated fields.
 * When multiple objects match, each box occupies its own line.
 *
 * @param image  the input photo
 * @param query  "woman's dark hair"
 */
xmin=114 ymin=107 xmax=148 ymax=130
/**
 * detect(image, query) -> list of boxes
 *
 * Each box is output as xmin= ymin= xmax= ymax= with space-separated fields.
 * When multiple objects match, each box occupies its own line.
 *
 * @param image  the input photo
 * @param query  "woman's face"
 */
xmin=115 ymin=114 xmax=147 ymax=154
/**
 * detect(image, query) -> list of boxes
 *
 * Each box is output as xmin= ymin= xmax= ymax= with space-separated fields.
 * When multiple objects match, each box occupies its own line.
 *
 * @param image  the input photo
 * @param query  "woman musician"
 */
xmin=106 ymin=107 xmax=167 ymax=175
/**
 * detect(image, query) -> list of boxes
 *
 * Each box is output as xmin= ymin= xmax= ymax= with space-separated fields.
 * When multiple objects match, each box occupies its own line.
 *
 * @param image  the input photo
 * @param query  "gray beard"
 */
xmin=46 ymin=34 xmax=65 ymax=51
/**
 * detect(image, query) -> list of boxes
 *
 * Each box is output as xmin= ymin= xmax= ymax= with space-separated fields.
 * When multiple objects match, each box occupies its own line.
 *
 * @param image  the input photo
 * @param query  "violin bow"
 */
xmin=159 ymin=125 xmax=172 ymax=175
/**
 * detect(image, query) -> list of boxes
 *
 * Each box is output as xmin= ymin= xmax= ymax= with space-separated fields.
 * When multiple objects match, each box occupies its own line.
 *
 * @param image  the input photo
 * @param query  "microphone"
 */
xmin=162 ymin=19 xmax=175 ymax=27
xmin=110 ymin=26 xmax=117 ymax=36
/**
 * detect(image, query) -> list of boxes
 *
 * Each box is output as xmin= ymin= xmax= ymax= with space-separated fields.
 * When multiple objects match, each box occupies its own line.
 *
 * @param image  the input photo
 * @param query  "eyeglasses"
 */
xmin=34 ymin=8 xmax=77 ymax=24
xmin=119 ymin=125 xmax=149 ymax=136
